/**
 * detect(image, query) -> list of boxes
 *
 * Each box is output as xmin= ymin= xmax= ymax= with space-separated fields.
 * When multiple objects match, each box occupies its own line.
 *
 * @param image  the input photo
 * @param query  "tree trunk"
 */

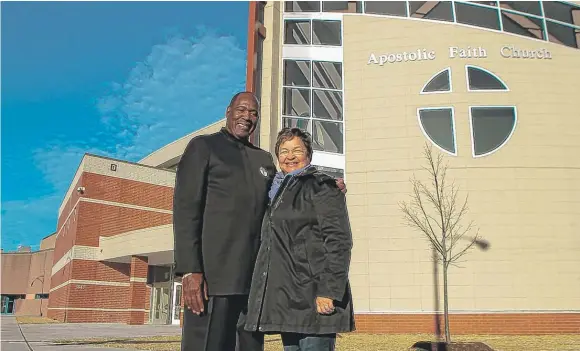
xmin=443 ymin=262 xmax=451 ymax=343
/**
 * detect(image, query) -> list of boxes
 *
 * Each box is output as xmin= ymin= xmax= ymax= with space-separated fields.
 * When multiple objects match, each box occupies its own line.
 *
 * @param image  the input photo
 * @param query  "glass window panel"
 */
xmin=422 ymin=69 xmax=451 ymax=92
xmin=499 ymin=1 xmax=541 ymax=16
xmin=542 ymin=1 xmax=580 ymax=26
xmin=284 ymin=60 xmax=311 ymax=87
xmin=285 ymin=1 xmax=321 ymax=12
xmin=547 ymin=20 xmax=580 ymax=49
xmin=312 ymin=120 xmax=344 ymax=153
xmin=313 ymin=90 xmax=343 ymax=120
xmin=322 ymin=1 xmax=349 ymax=11
xmin=410 ymin=1 xmax=454 ymax=22
xmin=312 ymin=20 xmax=342 ymax=45
xmin=313 ymin=61 xmax=342 ymax=89
xmin=467 ymin=67 xmax=507 ymax=90
xmin=455 ymin=2 xmax=501 ymax=30
xmin=418 ymin=108 xmax=456 ymax=154
xmin=468 ymin=1 xmax=498 ymax=6
xmin=471 ymin=107 xmax=516 ymax=156
xmin=285 ymin=20 xmax=311 ymax=45
xmin=283 ymin=88 xmax=310 ymax=117
xmin=365 ymin=1 xmax=408 ymax=16
xmin=501 ymin=10 xmax=545 ymax=40
xmin=322 ymin=1 xmax=363 ymax=13
xmin=314 ymin=165 xmax=344 ymax=179
xmin=283 ymin=117 xmax=311 ymax=131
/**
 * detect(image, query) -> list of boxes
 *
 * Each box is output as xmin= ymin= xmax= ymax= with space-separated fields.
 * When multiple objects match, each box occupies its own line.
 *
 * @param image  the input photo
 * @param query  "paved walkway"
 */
xmin=1 ymin=316 xmax=181 ymax=351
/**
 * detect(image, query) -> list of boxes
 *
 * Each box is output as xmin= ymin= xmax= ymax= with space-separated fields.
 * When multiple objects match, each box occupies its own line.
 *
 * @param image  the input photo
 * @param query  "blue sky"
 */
xmin=1 ymin=1 xmax=249 ymax=250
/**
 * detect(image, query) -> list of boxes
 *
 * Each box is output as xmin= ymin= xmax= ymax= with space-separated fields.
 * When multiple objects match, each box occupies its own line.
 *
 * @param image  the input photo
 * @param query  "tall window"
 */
xmin=283 ymin=59 xmax=344 ymax=154
xmin=284 ymin=19 xmax=342 ymax=46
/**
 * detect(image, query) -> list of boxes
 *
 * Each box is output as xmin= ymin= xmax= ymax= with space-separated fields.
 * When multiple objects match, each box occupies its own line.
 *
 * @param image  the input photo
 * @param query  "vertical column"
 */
xmin=179 ymin=290 xmax=184 ymax=327
xmin=128 ymin=255 xmax=148 ymax=325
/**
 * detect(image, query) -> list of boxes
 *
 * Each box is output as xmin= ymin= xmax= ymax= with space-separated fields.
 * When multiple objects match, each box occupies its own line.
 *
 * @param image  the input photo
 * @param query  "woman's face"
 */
xmin=278 ymin=136 xmax=310 ymax=174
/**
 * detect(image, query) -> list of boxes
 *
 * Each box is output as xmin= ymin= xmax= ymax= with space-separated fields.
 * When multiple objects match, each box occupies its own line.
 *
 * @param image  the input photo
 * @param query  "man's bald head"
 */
xmin=229 ymin=91 xmax=260 ymax=108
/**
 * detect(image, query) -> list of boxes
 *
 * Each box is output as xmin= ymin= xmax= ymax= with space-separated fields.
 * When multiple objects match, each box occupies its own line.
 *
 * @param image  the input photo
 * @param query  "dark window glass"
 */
xmin=364 ymin=1 xmax=407 ymax=16
xmin=455 ymin=2 xmax=501 ymax=30
xmin=322 ymin=1 xmax=348 ymax=11
xmin=468 ymin=1 xmax=498 ymax=6
xmin=467 ymin=67 xmax=507 ymax=90
xmin=312 ymin=120 xmax=344 ymax=153
xmin=322 ymin=1 xmax=363 ymax=13
xmin=501 ymin=10 xmax=545 ymax=40
xmin=283 ymin=117 xmax=311 ymax=131
xmin=312 ymin=20 xmax=342 ymax=45
xmin=418 ymin=108 xmax=456 ymax=154
xmin=542 ymin=2 xmax=580 ymax=26
xmin=546 ymin=21 xmax=580 ymax=49
xmin=313 ymin=90 xmax=343 ymax=121
xmin=313 ymin=61 xmax=342 ymax=89
xmin=499 ymin=1 xmax=541 ymax=16
xmin=35 ymin=294 xmax=49 ymax=299
xmin=471 ymin=107 xmax=516 ymax=156
xmin=285 ymin=1 xmax=321 ymax=12
xmin=285 ymin=20 xmax=311 ymax=45
xmin=283 ymin=88 xmax=310 ymax=117
xmin=314 ymin=165 xmax=344 ymax=179
xmin=284 ymin=60 xmax=311 ymax=87
xmin=422 ymin=69 xmax=451 ymax=93
xmin=257 ymin=2 xmax=266 ymax=23
xmin=410 ymin=1 xmax=454 ymax=22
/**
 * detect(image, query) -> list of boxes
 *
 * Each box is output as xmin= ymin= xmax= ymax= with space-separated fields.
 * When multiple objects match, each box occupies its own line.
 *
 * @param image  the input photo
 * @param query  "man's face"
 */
xmin=226 ymin=93 xmax=259 ymax=140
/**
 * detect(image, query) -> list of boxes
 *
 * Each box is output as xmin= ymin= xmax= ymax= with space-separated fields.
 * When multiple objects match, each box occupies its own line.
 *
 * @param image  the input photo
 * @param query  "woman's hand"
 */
xmin=316 ymin=297 xmax=335 ymax=315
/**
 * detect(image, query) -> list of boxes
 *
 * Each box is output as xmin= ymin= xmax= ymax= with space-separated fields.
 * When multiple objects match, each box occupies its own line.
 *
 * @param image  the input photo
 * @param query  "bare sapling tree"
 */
xmin=399 ymin=143 xmax=481 ymax=344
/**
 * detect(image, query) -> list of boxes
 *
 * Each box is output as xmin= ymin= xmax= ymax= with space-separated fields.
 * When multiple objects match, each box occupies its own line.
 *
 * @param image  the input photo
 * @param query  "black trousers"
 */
xmin=181 ymin=295 xmax=264 ymax=351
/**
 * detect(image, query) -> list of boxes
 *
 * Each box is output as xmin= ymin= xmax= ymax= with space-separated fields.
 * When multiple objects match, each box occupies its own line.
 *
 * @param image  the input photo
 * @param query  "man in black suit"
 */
xmin=173 ymin=92 xmax=345 ymax=351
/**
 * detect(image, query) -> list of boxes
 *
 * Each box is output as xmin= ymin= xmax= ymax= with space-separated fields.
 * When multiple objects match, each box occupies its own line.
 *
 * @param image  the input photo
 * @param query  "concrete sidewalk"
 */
xmin=1 ymin=316 xmax=181 ymax=351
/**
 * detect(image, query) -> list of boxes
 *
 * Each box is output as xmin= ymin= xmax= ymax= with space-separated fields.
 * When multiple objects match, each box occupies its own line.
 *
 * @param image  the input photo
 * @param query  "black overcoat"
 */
xmin=172 ymin=128 xmax=276 ymax=295
xmin=244 ymin=166 xmax=355 ymax=334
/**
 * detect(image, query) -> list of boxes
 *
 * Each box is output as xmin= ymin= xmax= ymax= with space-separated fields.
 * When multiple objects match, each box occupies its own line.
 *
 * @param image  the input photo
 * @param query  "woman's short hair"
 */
xmin=275 ymin=127 xmax=314 ymax=160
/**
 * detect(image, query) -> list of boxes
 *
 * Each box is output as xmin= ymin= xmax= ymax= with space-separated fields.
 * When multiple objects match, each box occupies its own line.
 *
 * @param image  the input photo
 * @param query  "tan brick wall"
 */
xmin=339 ymin=14 xmax=580 ymax=323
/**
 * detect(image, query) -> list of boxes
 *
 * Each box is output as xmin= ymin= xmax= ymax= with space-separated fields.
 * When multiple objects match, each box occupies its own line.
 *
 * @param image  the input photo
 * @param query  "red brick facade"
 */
xmin=47 ymin=170 xmax=173 ymax=325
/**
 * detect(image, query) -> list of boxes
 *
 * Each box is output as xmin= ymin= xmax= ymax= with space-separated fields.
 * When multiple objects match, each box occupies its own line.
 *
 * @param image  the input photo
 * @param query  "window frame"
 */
xmin=281 ymin=58 xmax=346 ymax=156
xmin=420 ymin=67 xmax=453 ymax=94
xmin=417 ymin=106 xmax=458 ymax=156
xmin=469 ymin=105 xmax=518 ymax=158
xmin=465 ymin=65 xmax=510 ymax=92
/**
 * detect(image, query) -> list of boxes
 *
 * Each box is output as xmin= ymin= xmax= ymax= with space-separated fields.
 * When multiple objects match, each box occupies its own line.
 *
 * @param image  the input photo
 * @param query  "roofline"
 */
xmin=138 ymin=118 xmax=226 ymax=164
xmin=57 ymin=152 xmax=175 ymax=217
xmin=41 ymin=232 xmax=57 ymax=240
xmin=0 ymin=248 xmax=54 ymax=255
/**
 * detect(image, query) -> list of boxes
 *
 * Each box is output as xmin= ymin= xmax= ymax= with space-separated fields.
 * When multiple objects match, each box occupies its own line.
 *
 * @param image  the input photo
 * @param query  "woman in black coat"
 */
xmin=244 ymin=128 xmax=355 ymax=350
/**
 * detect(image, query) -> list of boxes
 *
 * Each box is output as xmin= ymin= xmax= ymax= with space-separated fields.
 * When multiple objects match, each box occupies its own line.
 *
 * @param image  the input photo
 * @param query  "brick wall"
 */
xmin=48 ymin=171 xmax=174 ymax=324
xmin=354 ymin=313 xmax=580 ymax=335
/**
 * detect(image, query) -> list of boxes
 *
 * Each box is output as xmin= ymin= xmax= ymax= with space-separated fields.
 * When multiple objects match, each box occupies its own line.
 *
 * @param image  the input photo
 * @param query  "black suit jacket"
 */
xmin=173 ymin=128 xmax=276 ymax=295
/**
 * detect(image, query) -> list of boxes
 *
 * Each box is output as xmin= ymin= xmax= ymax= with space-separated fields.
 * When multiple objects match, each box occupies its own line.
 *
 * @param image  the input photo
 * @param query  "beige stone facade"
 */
xmin=253 ymin=1 xmax=580 ymax=333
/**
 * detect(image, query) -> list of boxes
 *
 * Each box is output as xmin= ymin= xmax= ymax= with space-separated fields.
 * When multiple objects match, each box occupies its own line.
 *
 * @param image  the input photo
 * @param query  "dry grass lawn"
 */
xmin=54 ymin=333 xmax=580 ymax=351
xmin=16 ymin=316 xmax=61 ymax=324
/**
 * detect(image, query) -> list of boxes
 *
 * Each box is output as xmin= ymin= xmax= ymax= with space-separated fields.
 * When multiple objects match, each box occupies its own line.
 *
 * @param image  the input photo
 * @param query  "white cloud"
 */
xmin=99 ymin=30 xmax=246 ymax=161
xmin=2 ymin=30 xmax=246 ymax=249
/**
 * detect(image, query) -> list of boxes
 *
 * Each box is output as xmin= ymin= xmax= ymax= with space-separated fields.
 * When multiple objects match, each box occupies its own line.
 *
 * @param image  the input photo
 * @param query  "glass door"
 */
xmin=150 ymin=286 xmax=171 ymax=324
xmin=172 ymin=282 xmax=182 ymax=325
